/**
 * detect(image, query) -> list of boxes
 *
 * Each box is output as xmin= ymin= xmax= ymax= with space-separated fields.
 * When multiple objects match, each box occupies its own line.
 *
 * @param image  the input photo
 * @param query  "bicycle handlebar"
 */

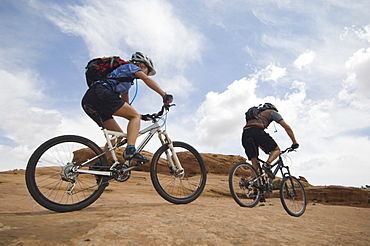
xmin=141 ymin=104 xmax=176 ymax=121
xmin=280 ymin=147 xmax=296 ymax=155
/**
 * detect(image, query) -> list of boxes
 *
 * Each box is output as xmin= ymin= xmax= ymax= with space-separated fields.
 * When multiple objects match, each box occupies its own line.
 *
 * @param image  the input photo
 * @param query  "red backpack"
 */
xmin=85 ymin=56 xmax=134 ymax=87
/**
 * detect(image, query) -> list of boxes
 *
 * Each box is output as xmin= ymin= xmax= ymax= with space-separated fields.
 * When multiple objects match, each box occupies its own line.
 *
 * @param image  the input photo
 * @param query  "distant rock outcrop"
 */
xmin=305 ymin=186 xmax=370 ymax=207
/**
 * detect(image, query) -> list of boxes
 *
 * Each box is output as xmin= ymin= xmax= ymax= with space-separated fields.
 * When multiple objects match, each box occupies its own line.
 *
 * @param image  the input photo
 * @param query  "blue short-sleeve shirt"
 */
xmin=95 ymin=63 xmax=141 ymax=95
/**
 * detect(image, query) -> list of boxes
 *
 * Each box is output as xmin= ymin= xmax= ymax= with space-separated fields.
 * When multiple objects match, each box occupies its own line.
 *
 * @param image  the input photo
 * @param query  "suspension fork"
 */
xmin=279 ymin=163 xmax=298 ymax=197
xmin=157 ymin=131 xmax=184 ymax=175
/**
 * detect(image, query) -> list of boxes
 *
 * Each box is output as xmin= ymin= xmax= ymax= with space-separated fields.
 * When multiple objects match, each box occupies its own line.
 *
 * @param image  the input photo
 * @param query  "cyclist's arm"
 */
xmin=278 ymin=120 xmax=298 ymax=145
xmin=134 ymin=70 xmax=166 ymax=98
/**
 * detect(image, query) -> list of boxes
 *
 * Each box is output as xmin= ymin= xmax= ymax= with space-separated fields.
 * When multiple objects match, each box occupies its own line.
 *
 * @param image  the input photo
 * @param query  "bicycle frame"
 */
xmin=248 ymin=149 xmax=294 ymax=193
xmin=260 ymin=147 xmax=295 ymax=176
xmin=257 ymin=157 xmax=289 ymax=180
xmin=76 ymin=113 xmax=184 ymax=177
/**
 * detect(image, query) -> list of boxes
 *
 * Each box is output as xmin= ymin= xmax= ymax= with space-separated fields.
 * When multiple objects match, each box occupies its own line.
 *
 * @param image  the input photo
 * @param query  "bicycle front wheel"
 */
xmin=280 ymin=175 xmax=307 ymax=217
xmin=150 ymin=141 xmax=207 ymax=204
xmin=25 ymin=135 xmax=109 ymax=212
xmin=229 ymin=162 xmax=261 ymax=207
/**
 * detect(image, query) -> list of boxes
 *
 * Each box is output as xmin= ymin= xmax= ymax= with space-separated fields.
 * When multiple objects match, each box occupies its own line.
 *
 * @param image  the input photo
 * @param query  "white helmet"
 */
xmin=131 ymin=52 xmax=156 ymax=76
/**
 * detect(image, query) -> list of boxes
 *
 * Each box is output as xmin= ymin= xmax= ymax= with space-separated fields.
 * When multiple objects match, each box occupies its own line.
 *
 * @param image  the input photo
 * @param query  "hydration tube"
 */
xmin=129 ymin=79 xmax=138 ymax=105
xmin=273 ymin=121 xmax=278 ymax=133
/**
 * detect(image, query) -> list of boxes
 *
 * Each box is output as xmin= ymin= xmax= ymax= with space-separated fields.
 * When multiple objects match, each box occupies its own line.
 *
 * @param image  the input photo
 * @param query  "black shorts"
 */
xmin=81 ymin=84 xmax=125 ymax=126
xmin=241 ymin=127 xmax=278 ymax=160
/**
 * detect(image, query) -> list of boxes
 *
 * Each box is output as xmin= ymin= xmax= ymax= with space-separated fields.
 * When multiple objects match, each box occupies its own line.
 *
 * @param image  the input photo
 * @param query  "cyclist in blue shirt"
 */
xmin=82 ymin=52 xmax=173 ymax=164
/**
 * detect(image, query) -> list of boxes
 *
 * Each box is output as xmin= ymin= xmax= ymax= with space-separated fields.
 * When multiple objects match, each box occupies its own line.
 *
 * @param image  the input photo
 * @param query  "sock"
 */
xmin=126 ymin=145 xmax=136 ymax=155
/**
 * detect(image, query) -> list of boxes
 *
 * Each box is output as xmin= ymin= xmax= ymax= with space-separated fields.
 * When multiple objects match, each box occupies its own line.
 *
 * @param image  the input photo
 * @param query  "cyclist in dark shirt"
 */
xmin=241 ymin=103 xmax=299 ymax=179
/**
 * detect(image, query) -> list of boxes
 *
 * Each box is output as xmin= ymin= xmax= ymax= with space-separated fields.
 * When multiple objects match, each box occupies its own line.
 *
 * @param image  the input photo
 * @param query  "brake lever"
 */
xmin=287 ymin=147 xmax=296 ymax=153
xmin=164 ymin=103 xmax=176 ymax=110
xmin=159 ymin=104 xmax=176 ymax=115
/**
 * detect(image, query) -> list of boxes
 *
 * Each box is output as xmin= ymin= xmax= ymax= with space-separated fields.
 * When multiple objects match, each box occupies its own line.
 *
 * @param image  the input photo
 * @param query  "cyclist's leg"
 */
xmin=250 ymin=157 xmax=259 ymax=173
xmin=103 ymin=118 xmax=123 ymax=132
xmin=264 ymin=146 xmax=280 ymax=179
xmin=82 ymin=84 xmax=145 ymax=161
xmin=113 ymin=103 xmax=148 ymax=162
xmin=113 ymin=103 xmax=140 ymax=146
xmin=255 ymin=131 xmax=279 ymax=163
xmin=241 ymin=129 xmax=259 ymax=171
xmin=251 ymin=130 xmax=278 ymax=179
xmin=266 ymin=146 xmax=280 ymax=163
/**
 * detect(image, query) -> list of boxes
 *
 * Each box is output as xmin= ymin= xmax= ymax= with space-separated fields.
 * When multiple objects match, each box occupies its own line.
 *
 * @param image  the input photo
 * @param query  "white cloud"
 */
xmin=0 ymin=70 xmax=60 ymax=144
xmin=195 ymin=77 xmax=255 ymax=147
xmin=339 ymin=23 xmax=370 ymax=105
xmin=0 ymin=69 xmax=62 ymax=170
xmin=260 ymin=64 xmax=286 ymax=82
xmin=344 ymin=47 xmax=370 ymax=96
xmin=293 ymin=50 xmax=316 ymax=71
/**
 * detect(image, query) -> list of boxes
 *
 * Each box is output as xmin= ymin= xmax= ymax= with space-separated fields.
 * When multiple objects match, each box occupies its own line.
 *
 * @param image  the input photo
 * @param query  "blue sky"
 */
xmin=1 ymin=0 xmax=369 ymax=187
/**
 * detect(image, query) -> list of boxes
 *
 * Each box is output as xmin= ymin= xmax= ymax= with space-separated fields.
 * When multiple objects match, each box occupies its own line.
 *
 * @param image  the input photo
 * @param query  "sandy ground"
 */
xmin=0 ymin=170 xmax=369 ymax=246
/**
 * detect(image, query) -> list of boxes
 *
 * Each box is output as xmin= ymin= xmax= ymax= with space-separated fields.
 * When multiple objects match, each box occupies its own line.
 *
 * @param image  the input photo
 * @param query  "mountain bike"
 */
xmin=25 ymin=104 xmax=207 ymax=212
xmin=229 ymin=147 xmax=306 ymax=217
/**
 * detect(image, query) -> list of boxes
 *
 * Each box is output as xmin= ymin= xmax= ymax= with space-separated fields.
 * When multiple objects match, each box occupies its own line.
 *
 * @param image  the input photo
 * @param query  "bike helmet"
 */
xmin=262 ymin=102 xmax=278 ymax=112
xmin=131 ymin=52 xmax=156 ymax=76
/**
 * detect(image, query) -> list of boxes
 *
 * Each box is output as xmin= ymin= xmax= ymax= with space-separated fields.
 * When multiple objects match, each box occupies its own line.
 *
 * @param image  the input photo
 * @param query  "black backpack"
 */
xmin=245 ymin=106 xmax=262 ymax=121
xmin=245 ymin=103 xmax=278 ymax=122
xmin=85 ymin=56 xmax=134 ymax=87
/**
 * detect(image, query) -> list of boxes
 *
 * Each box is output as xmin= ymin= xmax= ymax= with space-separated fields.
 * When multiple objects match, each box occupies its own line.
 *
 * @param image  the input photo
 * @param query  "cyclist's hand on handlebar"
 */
xmin=163 ymin=93 xmax=173 ymax=105
xmin=141 ymin=114 xmax=152 ymax=121
xmin=291 ymin=143 xmax=299 ymax=149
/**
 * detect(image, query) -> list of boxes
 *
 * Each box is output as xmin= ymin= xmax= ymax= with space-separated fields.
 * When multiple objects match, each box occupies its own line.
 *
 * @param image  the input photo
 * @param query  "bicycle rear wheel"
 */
xmin=25 ymin=135 xmax=109 ymax=212
xmin=150 ymin=141 xmax=207 ymax=204
xmin=280 ymin=175 xmax=307 ymax=217
xmin=229 ymin=162 xmax=261 ymax=207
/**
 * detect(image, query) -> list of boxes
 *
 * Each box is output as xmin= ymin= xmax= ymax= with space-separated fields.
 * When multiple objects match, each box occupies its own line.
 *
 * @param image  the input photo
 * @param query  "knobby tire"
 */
xmin=280 ymin=175 xmax=307 ymax=217
xmin=150 ymin=141 xmax=206 ymax=204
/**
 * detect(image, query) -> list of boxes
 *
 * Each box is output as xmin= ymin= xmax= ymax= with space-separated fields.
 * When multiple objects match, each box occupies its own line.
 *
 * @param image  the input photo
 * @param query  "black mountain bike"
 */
xmin=229 ymin=147 xmax=306 ymax=217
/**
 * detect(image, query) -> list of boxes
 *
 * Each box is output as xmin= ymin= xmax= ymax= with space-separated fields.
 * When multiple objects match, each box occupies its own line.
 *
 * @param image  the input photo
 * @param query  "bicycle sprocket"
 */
xmin=112 ymin=163 xmax=131 ymax=182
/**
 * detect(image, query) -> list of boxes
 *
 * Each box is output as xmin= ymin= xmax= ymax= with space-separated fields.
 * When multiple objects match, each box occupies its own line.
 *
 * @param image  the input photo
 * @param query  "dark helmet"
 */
xmin=131 ymin=52 xmax=156 ymax=76
xmin=262 ymin=103 xmax=278 ymax=112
